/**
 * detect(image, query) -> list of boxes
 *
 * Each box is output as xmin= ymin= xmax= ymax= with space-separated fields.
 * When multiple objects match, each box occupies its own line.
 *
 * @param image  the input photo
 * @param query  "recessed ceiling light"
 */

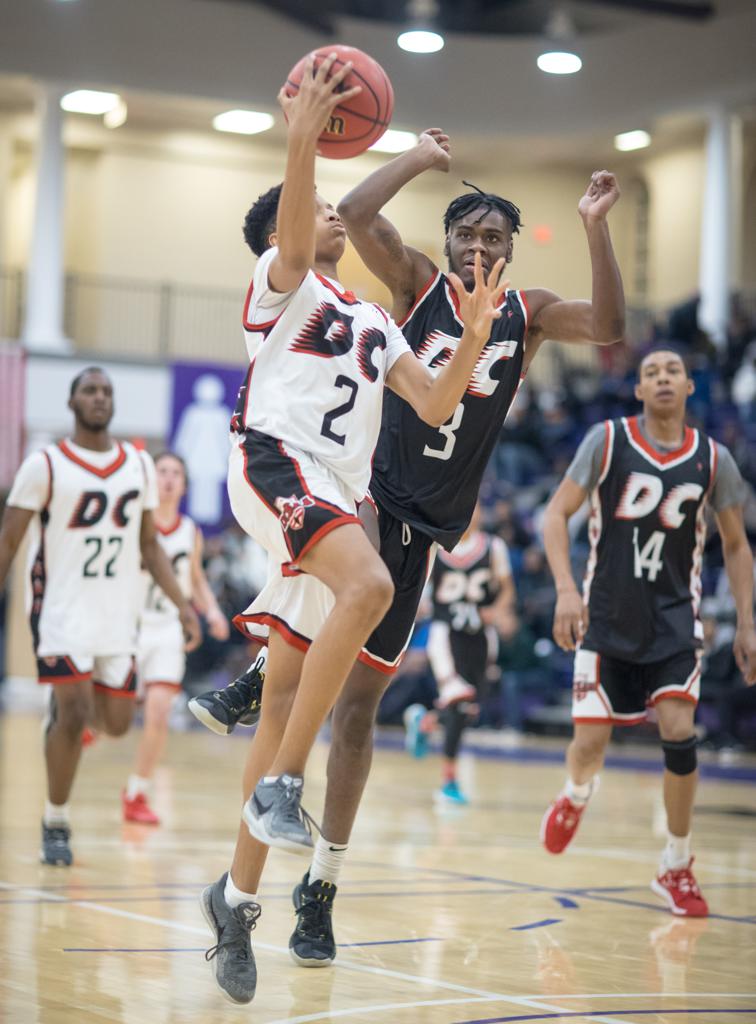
xmin=397 ymin=30 xmax=444 ymax=53
xmin=614 ymin=129 xmax=651 ymax=152
xmin=104 ymin=99 xmax=127 ymax=129
xmin=60 ymin=89 xmax=120 ymax=115
xmin=370 ymin=129 xmax=419 ymax=154
xmin=212 ymin=110 xmax=275 ymax=135
xmin=536 ymin=51 xmax=582 ymax=75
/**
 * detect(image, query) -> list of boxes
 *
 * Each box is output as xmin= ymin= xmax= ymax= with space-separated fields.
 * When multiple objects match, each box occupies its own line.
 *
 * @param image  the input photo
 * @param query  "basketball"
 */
xmin=284 ymin=44 xmax=394 ymax=159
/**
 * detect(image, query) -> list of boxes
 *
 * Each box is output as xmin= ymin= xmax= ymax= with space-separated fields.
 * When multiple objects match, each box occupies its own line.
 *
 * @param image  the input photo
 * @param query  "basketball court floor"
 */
xmin=1 ymin=712 xmax=754 ymax=1023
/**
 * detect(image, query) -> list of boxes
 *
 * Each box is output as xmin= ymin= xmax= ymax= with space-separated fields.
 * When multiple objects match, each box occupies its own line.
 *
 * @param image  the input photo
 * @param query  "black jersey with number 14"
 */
xmin=370 ymin=270 xmax=528 ymax=551
xmin=581 ymin=416 xmax=716 ymax=663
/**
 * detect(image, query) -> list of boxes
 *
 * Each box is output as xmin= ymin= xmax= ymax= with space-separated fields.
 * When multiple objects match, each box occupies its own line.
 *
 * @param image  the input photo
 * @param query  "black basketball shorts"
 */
xmin=571 ymin=647 xmax=702 ymax=725
xmin=358 ymin=501 xmax=437 ymax=675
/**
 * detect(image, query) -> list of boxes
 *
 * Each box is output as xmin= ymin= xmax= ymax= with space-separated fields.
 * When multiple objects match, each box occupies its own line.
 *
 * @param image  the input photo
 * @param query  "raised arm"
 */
xmin=543 ymin=477 xmax=590 ymax=651
xmin=715 ymin=504 xmax=756 ymax=684
xmin=268 ymin=54 xmax=361 ymax=294
xmin=386 ymin=253 xmax=507 ymax=426
xmin=337 ymin=129 xmax=450 ymax=318
xmin=140 ymin=511 xmax=201 ymax=651
xmin=524 ymin=171 xmax=625 ymax=362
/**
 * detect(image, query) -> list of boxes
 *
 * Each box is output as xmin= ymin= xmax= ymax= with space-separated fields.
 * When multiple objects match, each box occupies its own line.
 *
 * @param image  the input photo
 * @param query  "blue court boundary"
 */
xmin=372 ymin=732 xmax=756 ymax=783
xmin=455 ymin=1011 xmax=756 ymax=1023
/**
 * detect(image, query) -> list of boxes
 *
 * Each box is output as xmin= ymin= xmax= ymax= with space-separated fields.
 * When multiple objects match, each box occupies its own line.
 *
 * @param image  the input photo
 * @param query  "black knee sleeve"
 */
xmin=662 ymin=734 xmax=697 ymax=776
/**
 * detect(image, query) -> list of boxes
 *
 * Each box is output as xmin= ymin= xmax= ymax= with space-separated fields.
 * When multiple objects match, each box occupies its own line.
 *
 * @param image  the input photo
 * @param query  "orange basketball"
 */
xmin=284 ymin=45 xmax=394 ymax=159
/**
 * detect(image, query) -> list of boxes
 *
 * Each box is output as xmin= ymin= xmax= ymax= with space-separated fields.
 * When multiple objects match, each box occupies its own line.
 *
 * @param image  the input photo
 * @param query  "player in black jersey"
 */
xmin=191 ymin=128 xmax=626 ymax=965
xmin=405 ymin=502 xmax=515 ymax=804
xmin=541 ymin=348 xmax=756 ymax=917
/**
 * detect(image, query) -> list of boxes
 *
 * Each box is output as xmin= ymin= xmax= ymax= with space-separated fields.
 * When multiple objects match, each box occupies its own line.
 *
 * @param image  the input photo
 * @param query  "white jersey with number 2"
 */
xmin=234 ymin=246 xmax=411 ymax=502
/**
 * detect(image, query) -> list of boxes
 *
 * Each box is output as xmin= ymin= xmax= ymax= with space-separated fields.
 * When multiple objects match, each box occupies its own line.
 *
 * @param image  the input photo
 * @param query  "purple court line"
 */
xmin=554 ymin=897 xmax=579 ymax=908
xmin=348 ymin=859 xmax=756 ymax=926
xmin=510 ymin=919 xmax=562 ymax=931
xmin=337 ymin=937 xmax=442 ymax=947
xmin=454 ymin=1010 xmax=756 ymax=1023
xmin=371 ymin=732 xmax=756 ymax=784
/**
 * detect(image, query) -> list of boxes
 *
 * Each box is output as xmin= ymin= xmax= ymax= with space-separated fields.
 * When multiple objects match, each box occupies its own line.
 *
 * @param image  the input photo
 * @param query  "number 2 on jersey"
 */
xmin=321 ymin=375 xmax=358 ymax=446
xmin=423 ymin=402 xmax=464 ymax=461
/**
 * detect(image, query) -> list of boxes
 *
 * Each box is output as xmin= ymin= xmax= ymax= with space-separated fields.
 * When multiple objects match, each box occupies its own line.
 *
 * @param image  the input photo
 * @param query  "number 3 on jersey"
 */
xmin=423 ymin=402 xmax=465 ymax=461
xmin=632 ymin=527 xmax=665 ymax=582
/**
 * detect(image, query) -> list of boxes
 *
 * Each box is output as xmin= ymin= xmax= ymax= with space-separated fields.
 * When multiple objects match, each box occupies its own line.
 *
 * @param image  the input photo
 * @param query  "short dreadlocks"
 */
xmin=443 ymin=181 xmax=523 ymax=236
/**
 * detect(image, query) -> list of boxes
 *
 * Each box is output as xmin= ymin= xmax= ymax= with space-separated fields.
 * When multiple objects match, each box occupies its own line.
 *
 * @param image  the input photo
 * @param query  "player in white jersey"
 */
xmin=0 ymin=368 xmax=201 ymax=867
xmin=199 ymin=54 xmax=511 ymax=1006
xmin=122 ymin=452 xmax=229 ymax=825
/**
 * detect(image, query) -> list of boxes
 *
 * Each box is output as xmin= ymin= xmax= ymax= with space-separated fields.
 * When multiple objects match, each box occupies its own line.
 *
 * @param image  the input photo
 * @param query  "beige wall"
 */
xmin=2 ymin=115 xmax=754 ymax=333
xmin=1 ymin=120 xmax=629 ymax=305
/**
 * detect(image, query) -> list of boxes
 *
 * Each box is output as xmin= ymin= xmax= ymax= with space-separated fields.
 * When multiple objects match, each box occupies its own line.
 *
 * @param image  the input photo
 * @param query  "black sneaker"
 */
xmin=188 ymin=657 xmax=264 ymax=735
xmin=289 ymin=873 xmax=337 ymax=967
xmin=40 ymin=821 xmax=73 ymax=866
xmin=201 ymin=872 xmax=261 ymax=1004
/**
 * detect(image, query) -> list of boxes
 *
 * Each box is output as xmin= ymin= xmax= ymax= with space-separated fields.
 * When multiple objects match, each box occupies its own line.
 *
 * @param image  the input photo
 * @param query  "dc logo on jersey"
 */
xmin=416 ymin=329 xmax=518 ymax=397
xmin=275 ymin=494 xmax=315 ymax=532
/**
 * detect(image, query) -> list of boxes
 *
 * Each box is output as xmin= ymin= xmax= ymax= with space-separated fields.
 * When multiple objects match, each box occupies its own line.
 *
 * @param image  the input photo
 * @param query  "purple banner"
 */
xmin=169 ymin=361 xmax=246 ymax=534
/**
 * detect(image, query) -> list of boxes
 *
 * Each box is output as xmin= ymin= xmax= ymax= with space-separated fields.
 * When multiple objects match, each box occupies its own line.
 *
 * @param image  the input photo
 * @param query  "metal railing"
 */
xmin=2 ymin=266 xmax=753 ymax=373
xmin=62 ymin=273 xmax=246 ymax=364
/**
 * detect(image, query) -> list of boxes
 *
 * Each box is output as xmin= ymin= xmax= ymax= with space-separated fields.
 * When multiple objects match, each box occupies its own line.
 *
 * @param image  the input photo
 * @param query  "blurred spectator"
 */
xmin=516 ymin=545 xmax=556 ymax=640
xmin=698 ymin=611 xmax=756 ymax=751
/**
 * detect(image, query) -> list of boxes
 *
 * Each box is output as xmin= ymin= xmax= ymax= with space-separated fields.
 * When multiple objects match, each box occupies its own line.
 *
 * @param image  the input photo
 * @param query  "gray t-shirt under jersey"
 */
xmin=567 ymin=417 xmax=744 ymax=513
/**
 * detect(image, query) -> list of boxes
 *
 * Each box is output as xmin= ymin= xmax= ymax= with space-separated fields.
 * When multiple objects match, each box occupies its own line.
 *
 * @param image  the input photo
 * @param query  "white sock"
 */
xmin=126 ymin=774 xmax=150 ymax=800
xmin=44 ymin=800 xmax=70 ymax=826
xmin=308 ymin=835 xmax=348 ymax=885
xmin=224 ymin=872 xmax=258 ymax=909
xmin=564 ymin=776 xmax=594 ymax=806
xmin=662 ymin=831 xmax=691 ymax=870
xmin=261 ymin=774 xmax=301 ymax=785
xmin=252 ymin=649 xmax=268 ymax=674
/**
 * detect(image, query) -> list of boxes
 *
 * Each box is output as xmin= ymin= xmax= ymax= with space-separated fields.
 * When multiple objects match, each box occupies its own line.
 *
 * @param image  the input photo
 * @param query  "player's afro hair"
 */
xmin=443 ymin=181 xmax=522 ymax=237
xmin=243 ymin=183 xmax=284 ymax=257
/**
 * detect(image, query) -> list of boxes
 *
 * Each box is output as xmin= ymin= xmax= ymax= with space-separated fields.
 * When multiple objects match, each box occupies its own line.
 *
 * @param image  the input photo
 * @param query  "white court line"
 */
xmin=0 ymin=880 xmax=504 ymax=1000
xmin=3 ymin=881 xmax=754 ymax=1024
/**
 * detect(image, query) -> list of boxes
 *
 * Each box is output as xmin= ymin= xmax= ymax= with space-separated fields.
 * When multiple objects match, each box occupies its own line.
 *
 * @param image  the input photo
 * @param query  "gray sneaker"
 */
xmin=242 ymin=774 xmax=316 ymax=854
xmin=200 ymin=873 xmax=261 ymax=1004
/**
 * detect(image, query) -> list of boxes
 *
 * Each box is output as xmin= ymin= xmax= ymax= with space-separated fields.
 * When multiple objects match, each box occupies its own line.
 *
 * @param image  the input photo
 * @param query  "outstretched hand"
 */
xmin=416 ymin=128 xmax=451 ymax=172
xmin=553 ymin=588 xmax=589 ymax=652
xmin=277 ymin=53 xmax=362 ymax=142
xmin=578 ymin=170 xmax=620 ymax=222
xmin=447 ymin=252 xmax=509 ymax=340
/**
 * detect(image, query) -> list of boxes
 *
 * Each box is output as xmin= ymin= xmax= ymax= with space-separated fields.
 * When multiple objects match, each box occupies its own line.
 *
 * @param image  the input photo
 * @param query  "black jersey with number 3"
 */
xmin=581 ymin=416 xmax=716 ymax=663
xmin=370 ymin=270 xmax=528 ymax=551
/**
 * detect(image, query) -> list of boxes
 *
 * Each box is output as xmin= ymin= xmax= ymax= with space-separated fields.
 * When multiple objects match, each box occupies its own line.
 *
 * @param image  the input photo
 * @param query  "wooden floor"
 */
xmin=1 ymin=712 xmax=755 ymax=1024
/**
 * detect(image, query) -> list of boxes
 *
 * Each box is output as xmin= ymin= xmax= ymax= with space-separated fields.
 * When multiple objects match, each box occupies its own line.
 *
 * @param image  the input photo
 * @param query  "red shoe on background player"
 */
xmin=122 ymin=790 xmax=160 ymax=825
xmin=652 ymin=857 xmax=709 ymax=917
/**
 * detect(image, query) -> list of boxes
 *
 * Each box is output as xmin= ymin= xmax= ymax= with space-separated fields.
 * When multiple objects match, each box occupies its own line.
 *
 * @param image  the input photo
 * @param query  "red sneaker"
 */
xmin=651 ymin=857 xmax=709 ymax=917
xmin=540 ymin=795 xmax=587 ymax=854
xmin=122 ymin=791 xmax=160 ymax=826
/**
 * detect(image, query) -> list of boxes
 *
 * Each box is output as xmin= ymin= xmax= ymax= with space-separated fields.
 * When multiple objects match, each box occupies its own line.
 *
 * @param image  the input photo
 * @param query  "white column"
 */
xmin=698 ymin=109 xmax=742 ymax=348
xmin=21 ymin=84 xmax=71 ymax=353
